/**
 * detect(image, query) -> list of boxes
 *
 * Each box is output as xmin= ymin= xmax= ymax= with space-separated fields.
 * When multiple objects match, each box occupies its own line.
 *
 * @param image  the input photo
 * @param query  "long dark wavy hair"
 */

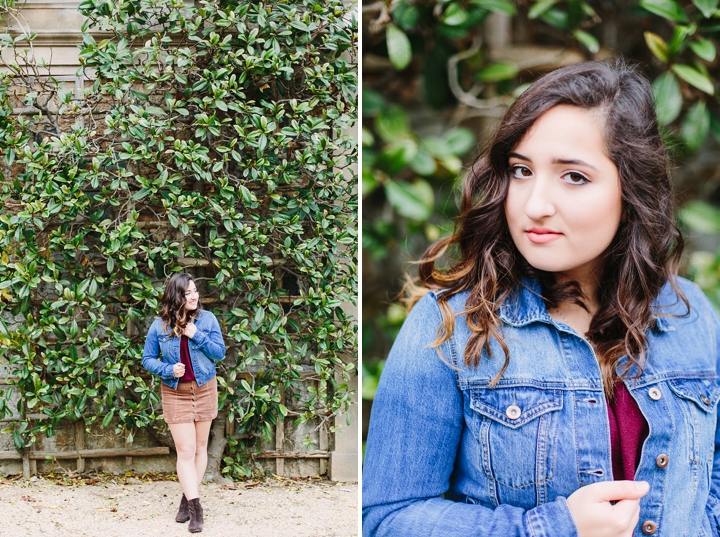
xmin=160 ymin=273 xmax=203 ymax=338
xmin=416 ymin=59 xmax=688 ymax=396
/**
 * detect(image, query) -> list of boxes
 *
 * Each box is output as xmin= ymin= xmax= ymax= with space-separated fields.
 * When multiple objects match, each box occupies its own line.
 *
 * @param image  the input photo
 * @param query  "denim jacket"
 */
xmin=363 ymin=277 xmax=720 ymax=537
xmin=141 ymin=310 xmax=226 ymax=388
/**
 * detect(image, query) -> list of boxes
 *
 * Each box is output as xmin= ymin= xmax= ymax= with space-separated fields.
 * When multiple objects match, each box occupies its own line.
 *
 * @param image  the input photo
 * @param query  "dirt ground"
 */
xmin=0 ymin=474 xmax=358 ymax=537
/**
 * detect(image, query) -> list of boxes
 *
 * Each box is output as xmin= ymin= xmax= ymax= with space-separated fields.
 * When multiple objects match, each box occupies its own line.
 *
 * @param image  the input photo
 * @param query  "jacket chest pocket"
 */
xmin=158 ymin=335 xmax=175 ymax=361
xmin=469 ymin=386 xmax=563 ymax=488
xmin=667 ymin=378 xmax=720 ymax=464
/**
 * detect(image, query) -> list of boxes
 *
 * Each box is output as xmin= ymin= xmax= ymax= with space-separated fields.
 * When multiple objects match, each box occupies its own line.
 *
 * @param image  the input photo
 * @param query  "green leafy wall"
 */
xmin=0 ymin=0 xmax=357 ymax=479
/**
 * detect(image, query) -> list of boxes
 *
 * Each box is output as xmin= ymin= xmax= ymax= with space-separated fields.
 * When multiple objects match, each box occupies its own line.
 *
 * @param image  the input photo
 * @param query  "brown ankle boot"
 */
xmin=175 ymin=493 xmax=190 ymax=523
xmin=188 ymin=497 xmax=203 ymax=533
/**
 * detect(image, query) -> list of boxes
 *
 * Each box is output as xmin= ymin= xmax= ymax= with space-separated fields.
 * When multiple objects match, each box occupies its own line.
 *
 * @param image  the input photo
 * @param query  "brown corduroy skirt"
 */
xmin=161 ymin=376 xmax=218 ymax=424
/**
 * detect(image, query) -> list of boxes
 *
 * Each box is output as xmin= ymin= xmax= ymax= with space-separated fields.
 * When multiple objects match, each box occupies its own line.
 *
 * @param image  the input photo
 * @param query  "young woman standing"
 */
xmin=142 ymin=273 xmax=226 ymax=533
xmin=363 ymin=60 xmax=720 ymax=537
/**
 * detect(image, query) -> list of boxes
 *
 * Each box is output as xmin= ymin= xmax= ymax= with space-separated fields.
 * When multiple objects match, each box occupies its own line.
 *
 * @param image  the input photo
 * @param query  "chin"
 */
xmin=521 ymin=256 xmax=575 ymax=274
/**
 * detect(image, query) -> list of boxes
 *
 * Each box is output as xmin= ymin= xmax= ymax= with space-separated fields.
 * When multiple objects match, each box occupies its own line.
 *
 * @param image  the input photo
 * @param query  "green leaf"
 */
xmin=379 ymin=138 xmax=418 ymax=173
xmin=693 ymin=0 xmax=718 ymax=17
xmin=672 ymin=63 xmax=715 ymax=94
xmin=374 ymin=106 xmax=409 ymax=143
xmin=393 ymin=4 xmax=420 ymax=30
xmin=573 ymin=30 xmax=599 ymax=54
xmin=668 ymin=24 xmax=695 ymax=55
xmin=470 ymin=0 xmax=517 ymax=15
xmin=681 ymin=100 xmax=710 ymax=150
xmin=644 ymin=32 xmax=669 ymax=62
xmin=690 ymin=39 xmax=716 ymax=61
xmin=710 ymin=114 xmax=720 ymax=144
xmin=443 ymin=4 xmax=469 ymax=25
xmin=386 ymin=24 xmax=412 ymax=71
xmin=475 ymin=61 xmax=518 ymax=83
xmin=409 ymin=147 xmax=437 ymax=176
xmin=384 ymin=179 xmax=434 ymax=221
xmin=679 ymin=200 xmax=720 ymax=232
xmin=639 ymin=0 xmax=688 ymax=22
xmin=362 ymin=127 xmax=375 ymax=147
xmin=362 ymin=364 xmax=379 ymax=399
xmin=442 ymin=127 xmax=476 ymax=156
xmin=362 ymin=89 xmax=385 ymax=117
xmin=539 ymin=7 xmax=568 ymax=29
xmin=528 ymin=0 xmax=559 ymax=19
xmin=652 ymin=72 xmax=683 ymax=125
xmin=102 ymin=410 xmax=114 ymax=428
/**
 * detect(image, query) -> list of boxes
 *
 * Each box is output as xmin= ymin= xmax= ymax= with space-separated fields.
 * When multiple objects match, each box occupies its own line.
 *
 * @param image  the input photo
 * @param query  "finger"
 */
xmin=612 ymin=499 xmax=642 ymax=534
xmin=587 ymin=480 xmax=649 ymax=502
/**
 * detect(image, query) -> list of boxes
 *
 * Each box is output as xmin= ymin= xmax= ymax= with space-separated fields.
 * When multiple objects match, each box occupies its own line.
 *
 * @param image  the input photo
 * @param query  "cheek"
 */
xmin=503 ymin=187 xmax=521 ymax=227
xmin=568 ymin=192 xmax=622 ymax=242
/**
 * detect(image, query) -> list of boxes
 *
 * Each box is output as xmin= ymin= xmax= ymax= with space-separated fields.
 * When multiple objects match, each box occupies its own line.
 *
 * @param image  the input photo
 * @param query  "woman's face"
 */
xmin=184 ymin=280 xmax=199 ymax=311
xmin=504 ymin=104 xmax=623 ymax=285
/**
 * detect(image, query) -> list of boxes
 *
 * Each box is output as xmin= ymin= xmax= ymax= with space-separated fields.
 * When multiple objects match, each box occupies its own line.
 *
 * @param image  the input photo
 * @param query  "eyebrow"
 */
xmin=508 ymin=152 xmax=598 ymax=170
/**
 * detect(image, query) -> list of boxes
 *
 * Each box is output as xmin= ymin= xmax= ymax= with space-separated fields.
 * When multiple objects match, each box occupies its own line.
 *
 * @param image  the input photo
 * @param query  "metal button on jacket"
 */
xmin=701 ymin=394 xmax=711 ymax=405
xmin=656 ymin=454 xmax=668 ymax=468
xmin=648 ymin=387 xmax=662 ymax=400
xmin=506 ymin=405 xmax=521 ymax=420
xmin=642 ymin=521 xmax=658 ymax=535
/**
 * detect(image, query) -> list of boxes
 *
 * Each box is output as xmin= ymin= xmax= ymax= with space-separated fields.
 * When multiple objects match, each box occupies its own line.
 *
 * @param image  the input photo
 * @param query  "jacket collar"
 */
xmin=497 ymin=278 xmax=672 ymax=333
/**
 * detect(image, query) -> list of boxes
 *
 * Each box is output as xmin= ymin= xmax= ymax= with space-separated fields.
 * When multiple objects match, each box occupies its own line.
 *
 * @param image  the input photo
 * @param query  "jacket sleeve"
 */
xmin=362 ymin=292 xmax=579 ymax=537
xmin=704 ymin=291 xmax=720 ymax=535
xmin=191 ymin=312 xmax=226 ymax=361
xmin=141 ymin=320 xmax=175 ymax=380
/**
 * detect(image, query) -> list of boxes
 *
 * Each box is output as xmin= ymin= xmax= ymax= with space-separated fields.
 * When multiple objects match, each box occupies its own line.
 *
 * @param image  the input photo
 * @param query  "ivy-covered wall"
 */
xmin=0 ymin=0 xmax=357 ymax=479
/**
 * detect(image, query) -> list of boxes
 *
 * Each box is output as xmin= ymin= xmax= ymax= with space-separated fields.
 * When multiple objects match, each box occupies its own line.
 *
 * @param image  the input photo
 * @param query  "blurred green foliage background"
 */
xmin=362 ymin=0 xmax=720 ymax=447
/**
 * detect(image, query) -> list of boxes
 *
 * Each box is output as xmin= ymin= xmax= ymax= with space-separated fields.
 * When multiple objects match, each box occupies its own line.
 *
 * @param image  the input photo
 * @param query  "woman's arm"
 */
xmin=191 ymin=312 xmax=226 ymax=361
xmin=141 ymin=321 xmax=175 ymax=380
xmin=362 ymin=292 xmax=579 ymax=537
xmin=706 ymin=305 xmax=720 ymax=535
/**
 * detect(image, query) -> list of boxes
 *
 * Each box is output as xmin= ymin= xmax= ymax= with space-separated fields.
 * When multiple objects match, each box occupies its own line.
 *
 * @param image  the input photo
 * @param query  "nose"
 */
xmin=523 ymin=177 xmax=556 ymax=221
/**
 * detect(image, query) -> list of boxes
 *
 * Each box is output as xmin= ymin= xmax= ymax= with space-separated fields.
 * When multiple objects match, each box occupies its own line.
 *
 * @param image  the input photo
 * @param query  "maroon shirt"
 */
xmin=607 ymin=380 xmax=648 ymax=480
xmin=178 ymin=335 xmax=196 ymax=382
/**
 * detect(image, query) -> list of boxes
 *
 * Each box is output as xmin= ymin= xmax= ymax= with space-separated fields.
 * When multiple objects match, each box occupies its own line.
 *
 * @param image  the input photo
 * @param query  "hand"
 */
xmin=173 ymin=363 xmax=186 ymax=378
xmin=567 ymin=481 xmax=649 ymax=537
xmin=184 ymin=323 xmax=197 ymax=339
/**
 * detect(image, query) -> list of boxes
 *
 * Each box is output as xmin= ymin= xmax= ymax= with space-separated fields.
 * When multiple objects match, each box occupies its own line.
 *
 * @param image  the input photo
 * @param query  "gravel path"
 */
xmin=0 ymin=475 xmax=358 ymax=536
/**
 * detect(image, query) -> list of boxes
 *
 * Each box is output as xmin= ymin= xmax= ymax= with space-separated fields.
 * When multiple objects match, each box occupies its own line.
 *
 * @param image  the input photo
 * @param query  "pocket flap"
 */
xmin=668 ymin=378 xmax=720 ymax=412
xmin=470 ymin=386 xmax=563 ymax=429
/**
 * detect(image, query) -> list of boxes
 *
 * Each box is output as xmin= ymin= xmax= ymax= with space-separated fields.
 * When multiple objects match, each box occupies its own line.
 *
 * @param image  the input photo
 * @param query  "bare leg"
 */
xmin=169 ymin=422 xmax=199 ymax=500
xmin=194 ymin=420 xmax=213 ymax=487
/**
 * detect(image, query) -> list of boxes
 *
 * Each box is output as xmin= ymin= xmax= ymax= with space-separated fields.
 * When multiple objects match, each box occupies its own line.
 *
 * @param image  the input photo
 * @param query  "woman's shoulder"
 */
xmin=657 ymin=276 xmax=708 ymax=307
xmin=195 ymin=309 xmax=217 ymax=321
xmin=411 ymin=288 xmax=469 ymax=311
xmin=655 ymin=276 xmax=718 ymax=323
xmin=194 ymin=309 xmax=221 ymax=328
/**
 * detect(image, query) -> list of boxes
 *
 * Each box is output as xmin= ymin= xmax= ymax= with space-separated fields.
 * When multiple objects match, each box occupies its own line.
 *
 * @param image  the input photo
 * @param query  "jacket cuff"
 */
xmin=524 ymin=497 xmax=579 ymax=537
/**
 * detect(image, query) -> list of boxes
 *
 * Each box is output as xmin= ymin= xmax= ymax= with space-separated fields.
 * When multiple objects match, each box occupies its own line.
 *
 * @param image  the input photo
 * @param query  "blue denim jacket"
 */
xmin=141 ymin=310 xmax=226 ymax=388
xmin=363 ymin=277 xmax=720 ymax=537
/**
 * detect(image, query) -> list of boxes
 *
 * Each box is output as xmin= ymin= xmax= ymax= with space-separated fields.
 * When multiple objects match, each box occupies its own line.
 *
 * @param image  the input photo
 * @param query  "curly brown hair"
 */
xmin=160 ymin=273 xmax=203 ymax=338
xmin=416 ymin=59 xmax=688 ymax=397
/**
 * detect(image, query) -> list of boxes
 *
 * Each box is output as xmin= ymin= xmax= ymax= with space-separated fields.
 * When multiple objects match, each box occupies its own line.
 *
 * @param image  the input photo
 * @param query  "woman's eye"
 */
xmin=510 ymin=165 xmax=532 ymax=179
xmin=562 ymin=172 xmax=589 ymax=185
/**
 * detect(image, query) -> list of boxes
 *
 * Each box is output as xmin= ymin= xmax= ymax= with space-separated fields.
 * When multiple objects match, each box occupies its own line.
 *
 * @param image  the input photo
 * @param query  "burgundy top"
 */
xmin=178 ymin=335 xmax=196 ymax=382
xmin=607 ymin=380 xmax=649 ymax=480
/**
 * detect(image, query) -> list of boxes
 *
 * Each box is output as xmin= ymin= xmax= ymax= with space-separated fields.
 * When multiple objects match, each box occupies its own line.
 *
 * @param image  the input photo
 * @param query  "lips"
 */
xmin=526 ymin=227 xmax=563 ymax=244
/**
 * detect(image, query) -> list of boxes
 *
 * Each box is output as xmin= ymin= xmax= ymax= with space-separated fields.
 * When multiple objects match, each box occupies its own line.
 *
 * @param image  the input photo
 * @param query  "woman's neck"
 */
xmin=549 ymin=272 xmax=600 ymax=336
